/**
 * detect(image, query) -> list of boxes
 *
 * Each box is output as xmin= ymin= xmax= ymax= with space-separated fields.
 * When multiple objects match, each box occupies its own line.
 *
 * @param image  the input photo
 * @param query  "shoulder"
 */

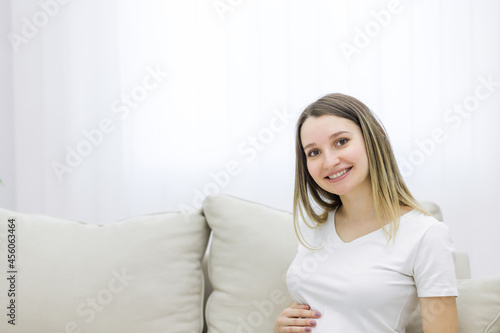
xmin=397 ymin=210 xmax=450 ymax=241
xmin=395 ymin=210 xmax=455 ymax=258
xmin=399 ymin=211 xmax=455 ymax=268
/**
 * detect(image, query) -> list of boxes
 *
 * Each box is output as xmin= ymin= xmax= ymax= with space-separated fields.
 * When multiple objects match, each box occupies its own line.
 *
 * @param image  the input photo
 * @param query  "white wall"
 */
xmin=4 ymin=0 xmax=500 ymax=279
xmin=0 ymin=0 xmax=15 ymax=210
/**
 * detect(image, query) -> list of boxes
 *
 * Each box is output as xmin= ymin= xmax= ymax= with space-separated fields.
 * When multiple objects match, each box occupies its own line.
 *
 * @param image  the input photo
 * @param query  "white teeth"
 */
xmin=328 ymin=168 xmax=349 ymax=179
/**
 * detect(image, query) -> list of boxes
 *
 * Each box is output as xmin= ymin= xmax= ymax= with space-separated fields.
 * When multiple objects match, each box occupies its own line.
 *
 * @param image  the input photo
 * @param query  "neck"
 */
xmin=338 ymin=186 xmax=376 ymax=223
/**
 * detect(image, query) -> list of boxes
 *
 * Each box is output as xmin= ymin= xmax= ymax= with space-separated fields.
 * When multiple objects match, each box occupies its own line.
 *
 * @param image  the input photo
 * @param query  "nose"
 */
xmin=323 ymin=149 xmax=340 ymax=169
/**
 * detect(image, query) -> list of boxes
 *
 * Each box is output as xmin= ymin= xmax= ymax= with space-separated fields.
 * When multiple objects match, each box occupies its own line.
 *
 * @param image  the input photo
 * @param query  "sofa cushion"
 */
xmin=406 ymin=275 xmax=500 ymax=333
xmin=203 ymin=194 xmax=298 ymax=333
xmin=0 ymin=207 xmax=210 ymax=333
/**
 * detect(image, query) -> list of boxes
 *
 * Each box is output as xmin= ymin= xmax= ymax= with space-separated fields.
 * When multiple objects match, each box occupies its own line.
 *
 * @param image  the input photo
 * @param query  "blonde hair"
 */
xmin=294 ymin=93 xmax=427 ymax=248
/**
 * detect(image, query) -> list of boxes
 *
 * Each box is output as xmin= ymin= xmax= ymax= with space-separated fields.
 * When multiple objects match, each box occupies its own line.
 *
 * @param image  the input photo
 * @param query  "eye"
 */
xmin=335 ymin=138 xmax=349 ymax=147
xmin=307 ymin=149 xmax=320 ymax=158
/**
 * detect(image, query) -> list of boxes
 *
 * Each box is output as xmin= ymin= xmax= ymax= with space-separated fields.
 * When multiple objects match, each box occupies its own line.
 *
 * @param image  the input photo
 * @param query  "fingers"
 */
xmin=274 ymin=304 xmax=321 ymax=333
xmin=282 ymin=304 xmax=321 ymax=318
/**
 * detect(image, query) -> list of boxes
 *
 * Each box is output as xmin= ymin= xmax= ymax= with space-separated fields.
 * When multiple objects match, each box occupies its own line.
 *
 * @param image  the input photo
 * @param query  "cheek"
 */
xmin=357 ymin=148 xmax=370 ymax=174
xmin=306 ymin=160 xmax=320 ymax=178
xmin=346 ymin=144 xmax=368 ymax=164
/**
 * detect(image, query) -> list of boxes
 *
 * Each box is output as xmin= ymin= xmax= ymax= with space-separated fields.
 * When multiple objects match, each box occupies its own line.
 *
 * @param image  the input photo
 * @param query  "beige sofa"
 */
xmin=0 ymin=194 xmax=498 ymax=333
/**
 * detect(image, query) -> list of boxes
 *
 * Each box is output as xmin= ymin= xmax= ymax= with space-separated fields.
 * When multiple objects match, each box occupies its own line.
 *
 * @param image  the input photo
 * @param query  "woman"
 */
xmin=275 ymin=93 xmax=458 ymax=332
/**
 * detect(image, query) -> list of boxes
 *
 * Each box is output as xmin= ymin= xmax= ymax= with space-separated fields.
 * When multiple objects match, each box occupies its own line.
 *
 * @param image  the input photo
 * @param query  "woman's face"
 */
xmin=300 ymin=115 xmax=371 ymax=198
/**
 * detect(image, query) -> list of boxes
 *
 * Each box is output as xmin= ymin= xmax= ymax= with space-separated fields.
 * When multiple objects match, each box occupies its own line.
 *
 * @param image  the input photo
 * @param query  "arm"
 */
xmin=274 ymin=302 xmax=321 ymax=333
xmin=419 ymin=296 xmax=458 ymax=333
xmin=413 ymin=223 xmax=459 ymax=332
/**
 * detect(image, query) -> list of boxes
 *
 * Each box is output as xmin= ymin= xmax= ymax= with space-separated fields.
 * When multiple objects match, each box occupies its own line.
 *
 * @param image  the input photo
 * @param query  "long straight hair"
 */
xmin=294 ymin=93 xmax=427 ymax=248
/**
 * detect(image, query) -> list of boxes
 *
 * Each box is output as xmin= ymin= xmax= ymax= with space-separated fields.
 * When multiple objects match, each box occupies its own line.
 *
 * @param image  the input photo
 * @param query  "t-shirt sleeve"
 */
xmin=413 ymin=222 xmax=458 ymax=297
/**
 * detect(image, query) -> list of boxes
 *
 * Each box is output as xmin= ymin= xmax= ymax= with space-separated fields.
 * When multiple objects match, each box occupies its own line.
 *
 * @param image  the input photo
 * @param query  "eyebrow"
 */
xmin=303 ymin=131 xmax=350 ymax=151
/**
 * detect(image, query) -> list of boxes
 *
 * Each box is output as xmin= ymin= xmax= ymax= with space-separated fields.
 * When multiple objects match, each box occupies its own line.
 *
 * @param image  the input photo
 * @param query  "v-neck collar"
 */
xmin=328 ymin=208 xmax=418 ymax=246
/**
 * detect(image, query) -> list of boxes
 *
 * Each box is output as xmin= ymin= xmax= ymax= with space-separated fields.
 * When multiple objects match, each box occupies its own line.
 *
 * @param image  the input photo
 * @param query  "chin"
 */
xmin=319 ymin=184 xmax=346 ymax=197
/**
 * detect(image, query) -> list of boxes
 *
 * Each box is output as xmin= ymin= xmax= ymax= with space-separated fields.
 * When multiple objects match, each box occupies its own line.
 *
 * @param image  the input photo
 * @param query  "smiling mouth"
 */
xmin=326 ymin=167 xmax=352 ymax=179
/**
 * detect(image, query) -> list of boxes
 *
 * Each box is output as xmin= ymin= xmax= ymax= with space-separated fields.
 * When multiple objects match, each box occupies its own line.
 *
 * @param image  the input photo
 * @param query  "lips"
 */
xmin=325 ymin=167 xmax=352 ymax=180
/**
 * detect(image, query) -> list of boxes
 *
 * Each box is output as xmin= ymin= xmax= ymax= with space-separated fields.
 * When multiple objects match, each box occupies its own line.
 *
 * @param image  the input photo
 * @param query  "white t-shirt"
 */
xmin=286 ymin=209 xmax=458 ymax=332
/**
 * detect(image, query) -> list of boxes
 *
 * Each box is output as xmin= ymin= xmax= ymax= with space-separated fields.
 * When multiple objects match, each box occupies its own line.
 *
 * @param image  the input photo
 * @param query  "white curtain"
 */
xmin=1 ymin=0 xmax=499 ymax=278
